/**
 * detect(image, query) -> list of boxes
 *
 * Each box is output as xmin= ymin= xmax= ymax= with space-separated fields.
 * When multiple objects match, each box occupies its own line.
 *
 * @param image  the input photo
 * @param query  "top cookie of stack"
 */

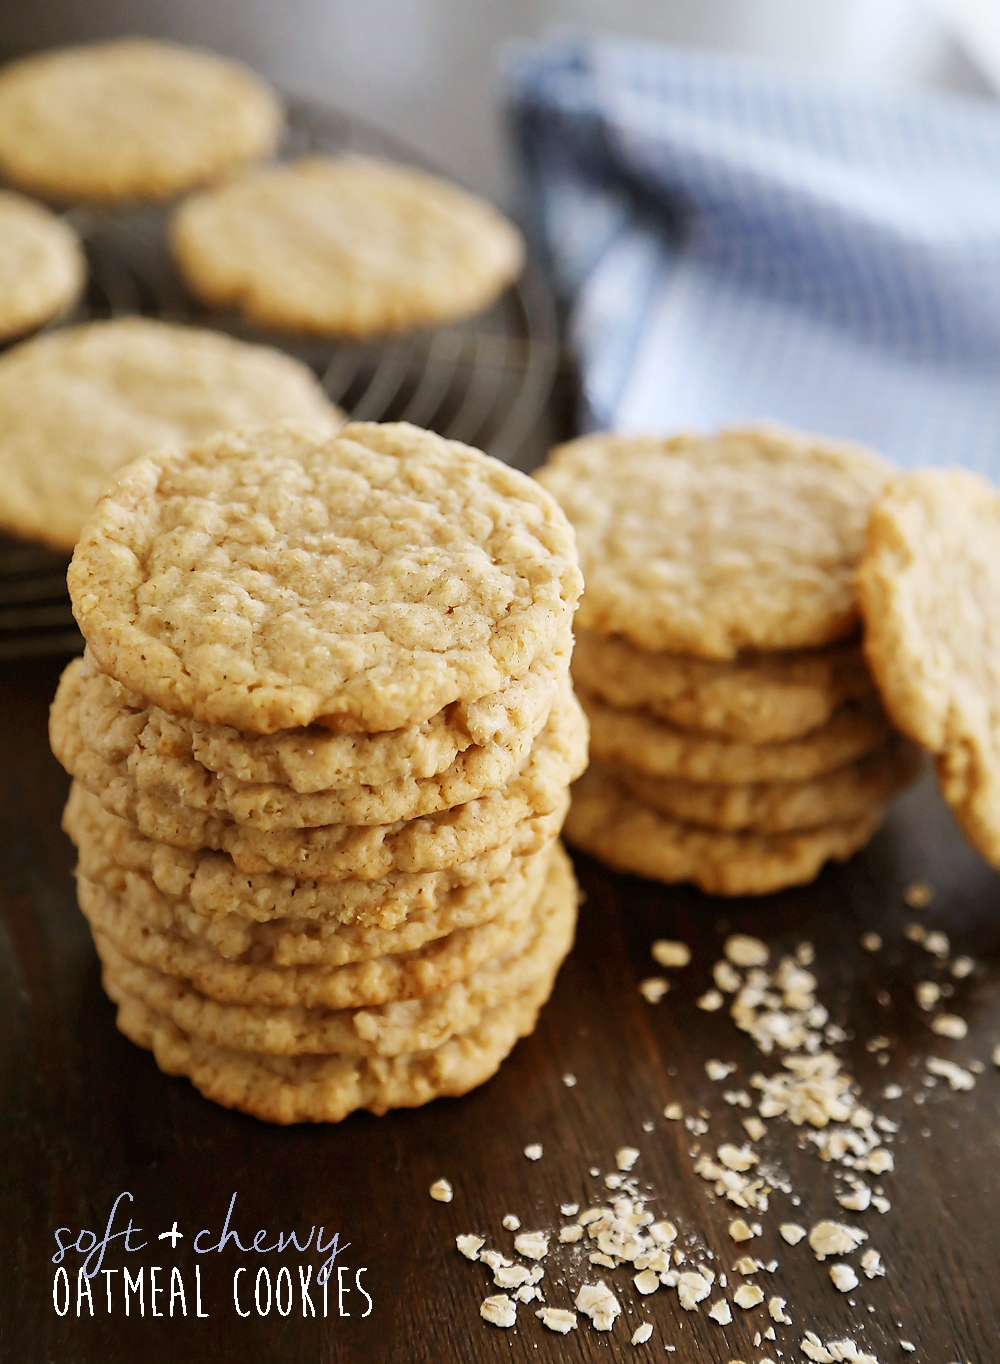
xmin=537 ymin=426 xmax=921 ymax=896
xmin=51 ymin=420 xmax=587 ymax=1122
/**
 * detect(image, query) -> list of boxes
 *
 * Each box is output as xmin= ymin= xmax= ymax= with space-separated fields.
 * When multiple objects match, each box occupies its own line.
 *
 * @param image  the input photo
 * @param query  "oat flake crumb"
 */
xmin=882 ymin=1083 xmax=903 ymax=1099
xmin=708 ymin=1298 xmax=733 ymax=1325
xmin=640 ymin=977 xmax=670 ymax=1004
xmin=743 ymin=1116 xmax=766 ymax=1141
xmin=677 ymin=1270 xmax=713 ymax=1310
xmin=524 ymin=1143 xmax=543 ymax=1161
xmin=455 ymin=1234 xmax=483 ymax=1260
xmin=729 ymin=1218 xmax=756 ymax=1242
xmin=725 ymin=934 xmax=770 ymax=967
xmin=860 ymin=1248 xmax=885 ymax=1279
xmin=480 ymin=1294 xmax=516 ymax=1328
xmin=698 ymin=988 xmax=725 ymax=1012
xmin=616 ymin=1145 xmax=640 ymax=1171
xmin=706 ymin=1058 xmax=737 ymax=1081
xmin=560 ymin=1202 xmax=579 ymax=1217
xmin=800 ymin=1332 xmax=879 ymax=1363
xmin=664 ymin=1102 xmax=683 ymax=1120
xmin=769 ymin=1295 xmax=792 ymax=1324
xmin=926 ymin=1056 xmax=975 ymax=1091
xmin=900 ymin=1342 xmax=915 ymax=1353
xmin=559 ymin=1224 xmax=583 ymax=1243
xmin=930 ymin=1013 xmax=967 ymax=1039
xmin=562 ymin=1072 xmax=577 ymax=1087
xmin=634 ymin=1269 xmax=660 ymax=1296
xmin=923 ymin=929 xmax=949 ymax=958
xmin=429 ymin=1178 xmax=453 ymax=1203
xmin=651 ymin=939 xmax=692 ymax=968
xmin=830 ymin=1263 xmax=859 ymax=1293
xmin=575 ymin=1280 xmax=621 ymax=1331
xmin=950 ymin=955 xmax=974 ymax=978
xmin=808 ymin=1221 xmax=867 ymax=1259
xmin=502 ymin=1214 xmax=520 ymax=1231
xmin=514 ymin=1231 xmax=549 ymax=1260
xmin=779 ymin=1223 xmax=807 ymax=1245
xmin=733 ymin=1283 xmax=764 ymax=1309
xmin=536 ymin=1306 xmax=577 ymax=1334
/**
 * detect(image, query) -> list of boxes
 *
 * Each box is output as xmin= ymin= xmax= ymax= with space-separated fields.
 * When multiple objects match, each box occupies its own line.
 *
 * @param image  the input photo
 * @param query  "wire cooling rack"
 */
xmin=0 ymin=97 xmax=560 ymax=661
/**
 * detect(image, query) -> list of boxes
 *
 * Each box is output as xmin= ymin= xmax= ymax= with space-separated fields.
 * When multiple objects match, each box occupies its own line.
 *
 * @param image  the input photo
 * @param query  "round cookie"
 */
xmin=580 ymin=689 xmax=891 ymax=785
xmin=67 ymin=420 xmax=582 ymax=732
xmin=536 ymin=426 xmax=892 ymax=658
xmin=614 ymin=736 xmax=921 ymax=834
xmin=564 ymin=766 xmax=883 ymax=896
xmin=93 ymin=843 xmax=576 ymax=1056
xmin=0 ymin=319 xmax=342 ymax=552
xmin=0 ymin=190 xmax=85 ymax=341
xmin=170 ymin=155 xmax=525 ymax=337
xmin=571 ymin=630 xmax=873 ymax=743
xmin=63 ymin=780 xmax=557 ymax=931
xmin=0 ymin=39 xmax=283 ymax=203
xmin=113 ymin=969 xmax=555 ymax=1124
xmin=68 ymin=783 xmax=553 ymax=967
xmin=66 ymin=650 xmax=568 ymax=829
xmin=858 ymin=469 xmax=1000 ymax=868
xmin=50 ymin=680 xmax=586 ymax=879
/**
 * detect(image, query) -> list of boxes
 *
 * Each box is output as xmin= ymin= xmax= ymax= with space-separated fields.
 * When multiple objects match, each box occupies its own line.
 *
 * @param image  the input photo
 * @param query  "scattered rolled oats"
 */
xmin=429 ymin=1178 xmax=453 ymax=1203
xmin=480 ymin=1294 xmax=516 ymax=1328
xmin=706 ymin=1058 xmax=737 ymax=1081
xmin=514 ymin=1231 xmax=549 ymax=1260
xmin=639 ymin=977 xmax=670 ymax=1004
xmin=633 ymin=1269 xmax=660 ymax=1295
xmin=923 ymin=930 xmax=949 ymax=958
xmin=836 ymin=1184 xmax=871 ymax=1212
xmin=725 ymin=935 xmax=770 ymax=968
xmin=559 ymin=1224 xmax=583 ymax=1244
xmin=535 ymin=1306 xmax=577 ymax=1334
xmin=650 ymin=1219 xmax=678 ymax=1246
xmin=714 ymin=960 xmax=743 ymax=993
xmin=860 ymin=1249 xmax=885 ymax=1279
xmin=930 ymin=1013 xmax=967 ymax=1039
xmin=829 ymin=1263 xmax=859 ymax=1293
xmin=779 ymin=1222 xmax=806 ymax=1245
xmin=808 ymin=1221 xmax=867 ymax=1260
xmin=860 ymin=932 xmax=882 ymax=952
xmin=560 ymin=1202 xmax=579 ymax=1217
xmin=768 ymin=1295 xmax=792 ymax=1324
xmin=677 ymin=1270 xmax=713 ymax=1310
xmin=652 ymin=939 xmax=691 ymax=968
xmin=718 ymin=1143 xmax=758 ymax=1171
xmin=926 ymin=1056 xmax=975 ymax=1091
xmin=800 ymin=1333 xmax=878 ymax=1363
xmin=631 ymin=1321 xmax=654 ymax=1344
xmin=728 ymin=1218 xmax=756 ymax=1242
xmin=663 ymin=1102 xmax=683 ymax=1120
xmin=915 ymin=981 xmax=940 ymax=1010
xmin=904 ymin=923 xmax=926 ymax=943
xmin=950 ymin=955 xmax=974 ymax=978
xmin=575 ymin=1280 xmax=620 ymax=1331
xmin=733 ymin=1283 xmax=764 ymax=1309
xmin=698 ymin=988 xmax=725 ymax=1012
xmin=743 ymin=1116 xmax=766 ymax=1141
xmin=708 ymin=1298 xmax=733 ymax=1325
xmin=456 ymin=1234 xmax=483 ymax=1260
xmin=882 ymin=1083 xmax=903 ymax=1099
xmin=562 ymin=1073 xmax=577 ymax=1087
xmin=502 ymin=1214 xmax=520 ymax=1231
xmin=524 ymin=1143 xmax=543 ymax=1161
xmin=900 ymin=1341 xmax=915 ymax=1353
xmin=616 ymin=1146 xmax=640 ymax=1172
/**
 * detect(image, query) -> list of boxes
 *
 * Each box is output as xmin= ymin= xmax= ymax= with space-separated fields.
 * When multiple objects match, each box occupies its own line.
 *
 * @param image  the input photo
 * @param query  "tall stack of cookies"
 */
xmin=51 ymin=420 xmax=586 ymax=1123
xmin=537 ymin=427 xmax=920 ymax=896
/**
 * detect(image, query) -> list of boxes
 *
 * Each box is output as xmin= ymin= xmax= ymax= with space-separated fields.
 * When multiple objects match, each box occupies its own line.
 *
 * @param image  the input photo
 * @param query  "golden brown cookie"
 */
xmin=613 ymin=735 xmax=921 ymax=834
xmin=63 ymin=780 xmax=558 ymax=931
xmin=0 ymin=39 xmax=283 ymax=202
xmin=536 ymin=426 xmax=892 ymax=658
xmin=0 ymin=190 xmax=84 ymax=341
xmin=580 ymin=689 xmax=891 ymax=784
xmin=93 ymin=842 xmax=575 ymax=1056
xmin=67 ymin=421 xmax=582 ymax=733
xmin=51 ymin=678 xmax=586 ymax=879
xmin=65 ymin=650 xmax=570 ymax=829
xmin=571 ymin=629 xmax=873 ymax=743
xmin=858 ymin=469 xmax=1000 ymax=867
xmin=170 ymin=155 xmax=524 ymax=336
xmin=563 ymin=766 xmax=882 ymax=895
xmin=0 ymin=319 xmax=342 ymax=552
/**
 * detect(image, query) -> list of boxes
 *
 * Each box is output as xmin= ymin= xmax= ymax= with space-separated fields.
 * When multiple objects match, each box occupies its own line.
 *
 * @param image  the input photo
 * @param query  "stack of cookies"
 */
xmin=537 ymin=427 xmax=921 ymax=896
xmin=51 ymin=420 xmax=586 ymax=1122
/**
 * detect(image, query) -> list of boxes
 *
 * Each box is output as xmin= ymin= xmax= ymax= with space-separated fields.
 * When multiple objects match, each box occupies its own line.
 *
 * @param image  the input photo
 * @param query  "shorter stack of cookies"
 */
xmin=537 ymin=427 xmax=920 ymax=896
xmin=51 ymin=420 xmax=586 ymax=1122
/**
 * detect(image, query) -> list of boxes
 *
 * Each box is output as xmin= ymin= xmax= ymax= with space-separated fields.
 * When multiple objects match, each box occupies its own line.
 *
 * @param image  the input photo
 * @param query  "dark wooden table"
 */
xmin=2 ymin=653 xmax=999 ymax=1364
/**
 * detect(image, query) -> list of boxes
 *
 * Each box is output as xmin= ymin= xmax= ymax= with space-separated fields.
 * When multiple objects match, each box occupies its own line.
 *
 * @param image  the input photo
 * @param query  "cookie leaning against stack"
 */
xmin=51 ymin=420 xmax=586 ymax=1122
xmin=537 ymin=427 xmax=921 ymax=896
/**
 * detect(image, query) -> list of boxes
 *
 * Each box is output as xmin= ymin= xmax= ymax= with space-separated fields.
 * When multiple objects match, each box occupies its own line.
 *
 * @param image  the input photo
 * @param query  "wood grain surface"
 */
xmin=1 ymin=654 xmax=998 ymax=1363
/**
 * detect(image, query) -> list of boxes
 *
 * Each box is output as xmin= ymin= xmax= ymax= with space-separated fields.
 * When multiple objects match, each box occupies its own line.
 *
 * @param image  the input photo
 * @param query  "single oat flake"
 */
xmin=808 ymin=1221 xmax=867 ymax=1259
xmin=697 ymin=988 xmax=725 ymax=1012
xmin=733 ymin=1283 xmax=764 ymax=1309
xmin=502 ymin=1214 xmax=520 ymax=1231
xmin=631 ymin=1321 xmax=653 ymax=1344
xmin=651 ymin=939 xmax=692 ymax=968
xmin=829 ymin=1263 xmax=859 ymax=1293
xmin=639 ymin=977 xmax=670 ymax=1004
xmin=523 ymin=1142 xmax=543 ymax=1161
xmin=779 ymin=1223 xmax=806 ymax=1245
xmin=616 ymin=1146 xmax=640 ymax=1171
xmin=725 ymin=934 xmax=769 ymax=967
xmin=708 ymin=1299 xmax=733 ymax=1325
xmin=455 ymin=1234 xmax=483 ymax=1260
xmin=514 ymin=1230 xmax=548 ymax=1260
xmin=480 ymin=1294 xmax=516 ymax=1328
xmin=429 ymin=1178 xmax=453 ymax=1203
xmin=535 ymin=1306 xmax=577 ymax=1334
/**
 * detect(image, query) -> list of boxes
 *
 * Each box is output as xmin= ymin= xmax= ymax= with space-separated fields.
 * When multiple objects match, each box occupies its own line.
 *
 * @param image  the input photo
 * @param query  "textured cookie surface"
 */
xmin=615 ymin=736 xmax=920 ymax=834
xmin=0 ymin=39 xmax=283 ymax=202
xmin=68 ymin=421 xmax=581 ymax=732
xmin=581 ymin=689 xmax=890 ymax=784
xmin=0 ymin=190 xmax=84 ymax=341
xmin=0 ymin=319 xmax=342 ymax=552
xmin=171 ymin=155 xmax=524 ymax=336
xmin=537 ymin=427 xmax=892 ymax=658
xmin=564 ymin=766 xmax=882 ymax=895
xmin=93 ymin=842 xmax=575 ymax=1056
xmin=67 ymin=647 xmax=566 ymax=827
xmin=114 ymin=968 xmax=555 ymax=1123
xmin=858 ymin=469 xmax=1000 ymax=867
xmin=572 ymin=630 xmax=873 ymax=743
xmin=63 ymin=780 xmax=555 ymax=931
xmin=51 ymin=676 xmax=586 ymax=878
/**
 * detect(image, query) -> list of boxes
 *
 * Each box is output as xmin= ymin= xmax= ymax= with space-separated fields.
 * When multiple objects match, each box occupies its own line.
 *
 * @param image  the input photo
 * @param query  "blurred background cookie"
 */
xmin=0 ymin=188 xmax=84 ymax=340
xmin=0 ymin=38 xmax=284 ymax=202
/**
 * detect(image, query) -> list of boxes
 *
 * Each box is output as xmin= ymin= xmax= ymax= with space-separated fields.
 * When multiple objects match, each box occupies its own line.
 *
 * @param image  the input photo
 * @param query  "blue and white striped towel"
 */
xmin=506 ymin=35 xmax=1000 ymax=474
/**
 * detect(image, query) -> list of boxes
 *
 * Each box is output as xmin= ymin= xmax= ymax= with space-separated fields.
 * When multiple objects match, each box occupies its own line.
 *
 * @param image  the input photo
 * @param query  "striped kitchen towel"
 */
xmin=506 ymin=34 xmax=1000 ymax=474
